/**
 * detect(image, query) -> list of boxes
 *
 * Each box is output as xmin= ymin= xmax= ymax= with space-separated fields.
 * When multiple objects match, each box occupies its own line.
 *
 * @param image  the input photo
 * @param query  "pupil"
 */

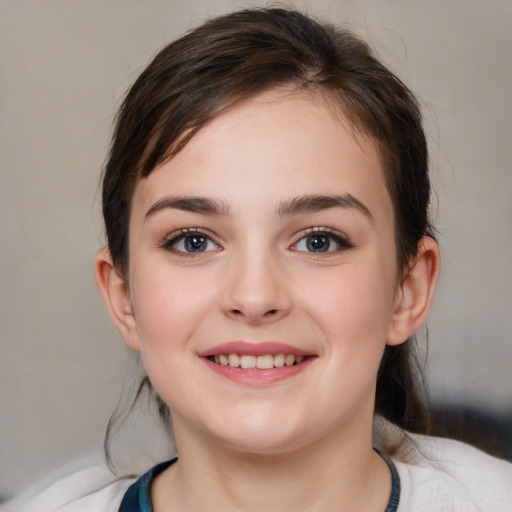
xmin=307 ymin=235 xmax=329 ymax=252
xmin=184 ymin=235 xmax=207 ymax=252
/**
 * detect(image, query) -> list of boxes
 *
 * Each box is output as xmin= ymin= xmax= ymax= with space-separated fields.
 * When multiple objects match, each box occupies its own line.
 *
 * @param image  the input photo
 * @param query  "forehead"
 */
xmin=131 ymin=89 xmax=393 ymax=222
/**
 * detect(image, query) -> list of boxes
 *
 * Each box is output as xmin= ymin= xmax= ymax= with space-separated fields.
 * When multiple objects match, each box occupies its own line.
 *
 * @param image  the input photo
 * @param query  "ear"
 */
xmin=386 ymin=237 xmax=441 ymax=346
xmin=94 ymin=247 xmax=140 ymax=351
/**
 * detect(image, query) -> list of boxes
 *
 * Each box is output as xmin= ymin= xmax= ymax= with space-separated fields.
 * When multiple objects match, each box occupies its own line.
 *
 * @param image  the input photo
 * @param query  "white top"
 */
xmin=394 ymin=435 xmax=512 ymax=511
xmin=3 ymin=435 xmax=512 ymax=512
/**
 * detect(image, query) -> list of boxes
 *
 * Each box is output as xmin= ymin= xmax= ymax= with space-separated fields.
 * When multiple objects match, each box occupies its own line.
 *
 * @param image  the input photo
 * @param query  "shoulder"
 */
xmin=395 ymin=433 xmax=512 ymax=512
xmin=1 ymin=455 xmax=136 ymax=512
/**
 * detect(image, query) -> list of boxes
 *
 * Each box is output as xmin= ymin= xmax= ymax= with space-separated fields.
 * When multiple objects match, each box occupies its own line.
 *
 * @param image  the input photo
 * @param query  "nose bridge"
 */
xmin=222 ymin=242 xmax=290 ymax=324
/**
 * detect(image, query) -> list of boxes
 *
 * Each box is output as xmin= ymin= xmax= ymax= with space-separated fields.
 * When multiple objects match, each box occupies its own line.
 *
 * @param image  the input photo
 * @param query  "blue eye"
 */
xmin=164 ymin=231 xmax=219 ymax=253
xmin=294 ymin=231 xmax=352 ymax=253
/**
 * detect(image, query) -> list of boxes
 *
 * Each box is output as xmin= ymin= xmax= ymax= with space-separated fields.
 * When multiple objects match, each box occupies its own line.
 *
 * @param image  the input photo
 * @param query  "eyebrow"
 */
xmin=144 ymin=193 xmax=373 ymax=221
xmin=145 ymin=196 xmax=231 ymax=219
xmin=277 ymin=194 xmax=373 ymax=221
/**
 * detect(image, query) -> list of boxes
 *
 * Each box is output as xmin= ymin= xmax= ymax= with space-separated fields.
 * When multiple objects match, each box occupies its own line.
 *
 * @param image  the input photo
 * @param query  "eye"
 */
xmin=163 ymin=229 xmax=220 ymax=254
xmin=292 ymin=229 xmax=353 ymax=253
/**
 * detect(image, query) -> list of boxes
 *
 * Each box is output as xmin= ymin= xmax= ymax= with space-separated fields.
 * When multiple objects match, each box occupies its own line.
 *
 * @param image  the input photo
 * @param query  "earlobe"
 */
xmin=94 ymin=247 xmax=141 ymax=351
xmin=386 ymin=237 xmax=441 ymax=346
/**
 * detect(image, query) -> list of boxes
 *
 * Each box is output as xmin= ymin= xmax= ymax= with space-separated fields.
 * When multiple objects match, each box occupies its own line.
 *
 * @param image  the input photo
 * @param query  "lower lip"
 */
xmin=202 ymin=357 xmax=314 ymax=386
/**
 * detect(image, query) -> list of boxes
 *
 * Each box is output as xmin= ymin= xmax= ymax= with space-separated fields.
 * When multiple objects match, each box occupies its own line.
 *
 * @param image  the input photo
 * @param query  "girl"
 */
xmin=7 ymin=7 xmax=512 ymax=512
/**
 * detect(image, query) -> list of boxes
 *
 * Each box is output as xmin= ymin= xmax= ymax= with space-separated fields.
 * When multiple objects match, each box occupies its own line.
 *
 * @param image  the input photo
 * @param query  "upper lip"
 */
xmin=198 ymin=341 xmax=313 ymax=357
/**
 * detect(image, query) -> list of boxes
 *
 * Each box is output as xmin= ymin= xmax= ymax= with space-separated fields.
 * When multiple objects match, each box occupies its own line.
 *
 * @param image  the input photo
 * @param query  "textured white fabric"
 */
xmin=3 ymin=436 xmax=512 ymax=512
xmin=395 ymin=435 xmax=512 ymax=511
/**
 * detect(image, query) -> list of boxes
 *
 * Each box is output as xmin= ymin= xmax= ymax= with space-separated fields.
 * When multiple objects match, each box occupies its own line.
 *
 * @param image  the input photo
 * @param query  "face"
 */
xmin=122 ymin=90 xmax=403 ymax=454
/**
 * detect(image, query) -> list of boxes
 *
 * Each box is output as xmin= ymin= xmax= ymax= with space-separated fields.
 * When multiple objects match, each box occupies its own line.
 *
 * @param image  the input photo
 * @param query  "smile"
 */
xmin=200 ymin=342 xmax=314 ymax=385
xmin=209 ymin=354 xmax=305 ymax=369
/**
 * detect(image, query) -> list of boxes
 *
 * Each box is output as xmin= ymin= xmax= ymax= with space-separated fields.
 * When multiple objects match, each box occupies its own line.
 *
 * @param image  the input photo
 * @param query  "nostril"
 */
xmin=226 ymin=306 xmax=286 ymax=323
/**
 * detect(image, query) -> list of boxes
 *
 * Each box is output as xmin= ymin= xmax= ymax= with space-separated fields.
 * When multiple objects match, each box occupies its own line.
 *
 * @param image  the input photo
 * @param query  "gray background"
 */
xmin=1 ymin=0 xmax=511 ymax=496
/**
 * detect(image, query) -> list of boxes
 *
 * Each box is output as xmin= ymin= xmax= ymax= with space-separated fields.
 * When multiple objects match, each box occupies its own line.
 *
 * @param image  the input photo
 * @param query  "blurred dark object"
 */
xmin=430 ymin=403 xmax=512 ymax=462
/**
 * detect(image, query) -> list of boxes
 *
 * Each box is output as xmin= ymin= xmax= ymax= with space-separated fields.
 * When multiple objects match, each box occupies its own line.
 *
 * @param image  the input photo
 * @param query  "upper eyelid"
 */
xmin=165 ymin=227 xmax=217 ymax=239
xmin=160 ymin=227 xmax=222 ymax=247
xmin=292 ymin=226 xmax=349 ymax=240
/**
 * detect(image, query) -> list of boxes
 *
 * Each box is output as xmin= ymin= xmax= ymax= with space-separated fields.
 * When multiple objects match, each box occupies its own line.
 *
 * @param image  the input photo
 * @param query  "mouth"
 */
xmin=199 ymin=342 xmax=315 ymax=385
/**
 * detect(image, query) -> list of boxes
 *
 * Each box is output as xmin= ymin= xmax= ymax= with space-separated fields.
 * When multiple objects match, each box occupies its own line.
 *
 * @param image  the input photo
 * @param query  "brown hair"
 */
xmin=102 ymin=7 xmax=434 ymax=451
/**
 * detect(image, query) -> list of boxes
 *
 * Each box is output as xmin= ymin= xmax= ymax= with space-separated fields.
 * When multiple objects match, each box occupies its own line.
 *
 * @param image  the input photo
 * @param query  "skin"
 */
xmin=96 ymin=89 xmax=440 ymax=511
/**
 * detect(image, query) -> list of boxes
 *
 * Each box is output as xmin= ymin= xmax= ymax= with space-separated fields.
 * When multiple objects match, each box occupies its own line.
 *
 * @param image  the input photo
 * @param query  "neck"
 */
xmin=151 ymin=412 xmax=392 ymax=512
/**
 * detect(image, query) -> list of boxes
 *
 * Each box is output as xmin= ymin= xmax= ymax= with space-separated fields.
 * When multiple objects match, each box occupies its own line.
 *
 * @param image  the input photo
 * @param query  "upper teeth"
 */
xmin=213 ymin=354 xmax=304 ymax=369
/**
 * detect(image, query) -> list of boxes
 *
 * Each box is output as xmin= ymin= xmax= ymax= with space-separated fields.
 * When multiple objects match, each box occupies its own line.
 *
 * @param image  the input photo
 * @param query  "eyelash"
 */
xmin=160 ymin=227 xmax=354 ymax=256
xmin=291 ymin=227 xmax=354 ymax=254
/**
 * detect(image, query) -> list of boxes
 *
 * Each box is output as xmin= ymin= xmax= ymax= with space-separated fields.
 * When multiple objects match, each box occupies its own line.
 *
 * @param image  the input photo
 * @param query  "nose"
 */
xmin=221 ymin=250 xmax=292 ymax=326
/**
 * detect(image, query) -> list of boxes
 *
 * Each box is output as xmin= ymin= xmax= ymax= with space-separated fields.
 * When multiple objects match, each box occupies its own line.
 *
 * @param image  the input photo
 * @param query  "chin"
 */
xmin=208 ymin=410 xmax=311 ymax=455
xmin=221 ymin=431 xmax=304 ymax=456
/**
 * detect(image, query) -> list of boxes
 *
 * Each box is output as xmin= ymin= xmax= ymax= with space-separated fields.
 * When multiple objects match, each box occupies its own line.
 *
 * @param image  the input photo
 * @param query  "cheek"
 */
xmin=128 ymin=264 xmax=218 ymax=415
xmin=298 ymin=262 xmax=397 ymax=353
xmin=130 ymin=263 xmax=216 ymax=355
